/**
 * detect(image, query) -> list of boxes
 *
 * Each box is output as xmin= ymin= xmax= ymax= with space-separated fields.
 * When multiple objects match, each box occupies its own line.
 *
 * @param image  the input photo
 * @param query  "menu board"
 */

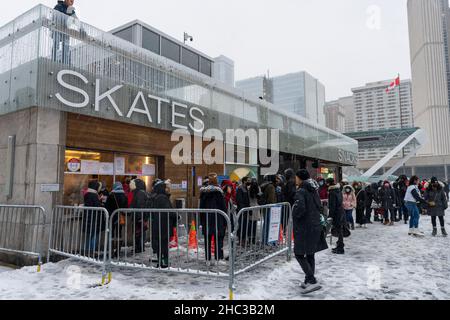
xmin=99 ymin=162 xmax=114 ymax=175
xmin=142 ymin=164 xmax=156 ymax=176
xmin=81 ymin=160 xmax=100 ymax=175
xmin=268 ymin=206 xmax=282 ymax=244
xmin=114 ymin=157 xmax=125 ymax=175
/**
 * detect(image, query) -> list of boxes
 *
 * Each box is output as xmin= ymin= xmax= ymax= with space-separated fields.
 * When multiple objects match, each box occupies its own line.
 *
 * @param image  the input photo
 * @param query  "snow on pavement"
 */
xmin=0 ymin=215 xmax=449 ymax=300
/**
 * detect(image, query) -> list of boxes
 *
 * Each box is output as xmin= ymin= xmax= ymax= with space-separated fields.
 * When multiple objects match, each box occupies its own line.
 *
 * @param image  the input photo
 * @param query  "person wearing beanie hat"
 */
xmin=105 ymin=181 xmax=128 ymax=256
xmin=296 ymin=169 xmax=310 ymax=181
xmin=424 ymin=177 xmax=448 ymax=237
xmin=293 ymin=167 xmax=328 ymax=294
xmin=83 ymin=180 xmax=104 ymax=251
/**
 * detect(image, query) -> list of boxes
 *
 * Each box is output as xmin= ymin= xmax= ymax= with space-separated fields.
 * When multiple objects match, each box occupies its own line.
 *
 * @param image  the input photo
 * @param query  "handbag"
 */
xmin=331 ymin=223 xmax=351 ymax=238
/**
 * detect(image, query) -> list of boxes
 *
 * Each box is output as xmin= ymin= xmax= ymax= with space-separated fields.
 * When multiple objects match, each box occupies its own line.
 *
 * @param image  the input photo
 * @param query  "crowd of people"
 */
xmin=80 ymin=170 xmax=448 ymax=293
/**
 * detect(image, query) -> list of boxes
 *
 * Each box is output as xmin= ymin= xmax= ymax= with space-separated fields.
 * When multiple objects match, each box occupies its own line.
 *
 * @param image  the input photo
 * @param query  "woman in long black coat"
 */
xmin=150 ymin=180 xmax=176 ymax=268
xmin=199 ymin=174 xmax=228 ymax=263
xmin=293 ymin=170 xmax=328 ymax=293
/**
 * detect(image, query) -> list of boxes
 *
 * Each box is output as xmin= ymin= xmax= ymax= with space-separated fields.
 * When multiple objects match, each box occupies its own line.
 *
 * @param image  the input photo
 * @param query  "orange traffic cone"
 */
xmin=279 ymin=225 xmax=284 ymax=244
xmin=211 ymin=235 xmax=215 ymax=256
xmin=188 ymin=220 xmax=198 ymax=250
xmin=169 ymin=227 xmax=178 ymax=249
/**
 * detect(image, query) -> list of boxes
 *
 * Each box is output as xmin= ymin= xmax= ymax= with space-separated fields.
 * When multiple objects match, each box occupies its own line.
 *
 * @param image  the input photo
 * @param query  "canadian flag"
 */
xmin=386 ymin=76 xmax=400 ymax=93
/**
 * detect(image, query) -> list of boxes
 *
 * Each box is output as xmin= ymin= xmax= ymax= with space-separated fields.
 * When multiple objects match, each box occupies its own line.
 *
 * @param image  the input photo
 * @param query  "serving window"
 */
xmin=63 ymin=148 xmax=158 ymax=206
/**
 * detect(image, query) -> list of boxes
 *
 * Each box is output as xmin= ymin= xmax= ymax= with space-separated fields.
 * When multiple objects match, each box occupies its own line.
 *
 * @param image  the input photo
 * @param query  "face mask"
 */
xmin=345 ymin=188 xmax=351 ymax=194
xmin=319 ymin=181 xmax=324 ymax=186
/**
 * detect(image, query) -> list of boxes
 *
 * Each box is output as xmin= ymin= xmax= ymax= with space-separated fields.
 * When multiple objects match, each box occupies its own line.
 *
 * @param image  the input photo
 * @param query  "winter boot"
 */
xmin=414 ymin=229 xmax=425 ymax=237
xmin=442 ymin=228 xmax=448 ymax=237
xmin=332 ymin=247 xmax=345 ymax=255
xmin=389 ymin=221 xmax=394 ymax=226
xmin=351 ymin=223 xmax=355 ymax=230
xmin=432 ymin=227 xmax=438 ymax=237
xmin=408 ymin=228 xmax=415 ymax=236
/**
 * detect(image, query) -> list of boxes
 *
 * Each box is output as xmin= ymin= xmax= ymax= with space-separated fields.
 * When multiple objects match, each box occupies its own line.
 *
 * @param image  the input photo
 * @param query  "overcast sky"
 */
xmin=0 ymin=0 xmax=410 ymax=100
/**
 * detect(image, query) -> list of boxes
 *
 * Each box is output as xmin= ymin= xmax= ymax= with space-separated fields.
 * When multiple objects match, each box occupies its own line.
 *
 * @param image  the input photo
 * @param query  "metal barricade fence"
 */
xmin=106 ymin=208 xmax=235 ymax=299
xmin=232 ymin=203 xmax=292 ymax=276
xmin=0 ymin=205 xmax=46 ymax=271
xmin=47 ymin=206 xmax=110 ymax=284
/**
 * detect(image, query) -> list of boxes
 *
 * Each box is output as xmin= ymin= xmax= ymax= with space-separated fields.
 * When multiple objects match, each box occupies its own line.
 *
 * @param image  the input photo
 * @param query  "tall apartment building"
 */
xmin=324 ymin=100 xmax=346 ymax=133
xmin=213 ymin=55 xmax=235 ymax=87
xmin=325 ymin=96 xmax=355 ymax=133
xmin=408 ymin=0 xmax=450 ymax=156
xmin=236 ymin=71 xmax=326 ymax=125
xmin=352 ymin=79 xmax=414 ymax=132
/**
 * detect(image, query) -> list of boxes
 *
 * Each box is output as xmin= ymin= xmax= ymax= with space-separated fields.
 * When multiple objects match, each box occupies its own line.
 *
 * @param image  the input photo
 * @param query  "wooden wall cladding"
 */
xmin=65 ymin=113 xmax=224 ymax=207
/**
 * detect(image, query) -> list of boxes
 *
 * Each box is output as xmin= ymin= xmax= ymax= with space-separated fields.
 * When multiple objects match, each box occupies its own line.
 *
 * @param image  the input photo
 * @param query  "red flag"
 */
xmin=386 ymin=76 xmax=400 ymax=93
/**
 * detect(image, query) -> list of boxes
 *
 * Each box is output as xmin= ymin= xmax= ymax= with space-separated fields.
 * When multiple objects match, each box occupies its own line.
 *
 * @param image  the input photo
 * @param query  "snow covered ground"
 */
xmin=0 ymin=215 xmax=449 ymax=300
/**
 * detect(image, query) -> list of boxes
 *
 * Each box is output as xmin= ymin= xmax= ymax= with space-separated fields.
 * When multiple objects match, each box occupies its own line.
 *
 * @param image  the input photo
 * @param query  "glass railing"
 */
xmin=0 ymin=4 xmax=358 ymax=164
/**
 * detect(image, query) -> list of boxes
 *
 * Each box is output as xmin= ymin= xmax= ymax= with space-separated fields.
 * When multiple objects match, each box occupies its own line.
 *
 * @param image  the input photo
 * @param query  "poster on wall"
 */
xmin=99 ymin=162 xmax=114 ymax=175
xmin=81 ymin=160 xmax=100 ymax=175
xmin=142 ymin=164 xmax=156 ymax=176
xmin=114 ymin=157 xmax=125 ymax=175
xmin=268 ymin=206 xmax=282 ymax=244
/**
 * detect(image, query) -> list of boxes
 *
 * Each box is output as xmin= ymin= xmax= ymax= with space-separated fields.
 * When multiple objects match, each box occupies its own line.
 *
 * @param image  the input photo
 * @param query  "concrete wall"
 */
xmin=0 ymin=107 xmax=67 ymax=263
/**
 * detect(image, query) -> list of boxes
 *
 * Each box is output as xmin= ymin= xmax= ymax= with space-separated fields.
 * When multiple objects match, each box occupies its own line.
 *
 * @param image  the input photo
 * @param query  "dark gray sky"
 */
xmin=0 ymin=0 xmax=410 ymax=100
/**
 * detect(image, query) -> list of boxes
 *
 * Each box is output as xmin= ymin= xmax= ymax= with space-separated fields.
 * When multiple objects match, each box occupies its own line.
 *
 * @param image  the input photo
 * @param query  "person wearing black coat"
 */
xmin=327 ymin=178 xmax=346 ymax=254
xmin=293 ymin=170 xmax=328 ymax=293
xmin=150 ymin=180 xmax=177 ymax=268
xmin=397 ymin=176 xmax=409 ymax=223
xmin=129 ymin=179 xmax=149 ymax=254
xmin=105 ymin=182 xmax=128 ymax=257
xmin=236 ymin=177 xmax=251 ymax=245
xmin=83 ymin=180 xmax=104 ymax=252
xmin=200 ymin=174 xmax=228 ymax=263
xmin=378 ymin=181 xmax=396 ymax=225
xmin=355 ymin=184 xmax=367 ymax=227
xmin=364 ymin=184 xmax=374 ymax=224
xmin=283 ymin=169 xmax=297 ymax=206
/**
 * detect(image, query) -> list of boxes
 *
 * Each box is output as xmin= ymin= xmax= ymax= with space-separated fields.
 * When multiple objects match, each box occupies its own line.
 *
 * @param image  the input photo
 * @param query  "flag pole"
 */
xmin=398 ymin=73 xmax=407 ymax=175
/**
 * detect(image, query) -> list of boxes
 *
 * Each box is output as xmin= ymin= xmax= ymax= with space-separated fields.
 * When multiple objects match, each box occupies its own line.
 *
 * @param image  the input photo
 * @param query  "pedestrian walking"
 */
xmin=404 ymin=176 xmax=428 ymax=237
xmin=424 ymin=177 xmax=448 ymax=237
xmin=343 ymin=185 xmax=356 ymax=230
xmin=293 ymin=170 xmax=328 ymax=294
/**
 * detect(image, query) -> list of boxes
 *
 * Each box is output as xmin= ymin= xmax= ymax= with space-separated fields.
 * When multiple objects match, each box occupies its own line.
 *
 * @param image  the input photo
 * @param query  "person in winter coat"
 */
xmin=150 ymin=180 xmax=176 ymax=268
xmin=327 ymin=178 xmax=346 ymax=254
xmin=293 ymin=169 xmax=328 ymax=294
xmin=378 ymin=181 xmax=396 ymax=226
xmin=83 ymin=180 xmax=104 ymax=252
xmin=222 ymin=179 xmax=237 ymax=231
xmin=355 ymin=183 xmax=367 ymax=228
xmin=105 ymin=182 xmax=128 ymax=256
xmin=424 ymin=177 xmax=448 ymax=237
xmin=404 ymin=176 xmax=428 ymax=237
xmin=397 ymin=176 xmax=409 ymax=223
xmin=343 ymin=185 xmax=357 ymax=230
xmin=199 ymin=173 xmax=228 ymax=264
xmin=53 ymin=1 xmax=78 ymax=64
xmin=248 ymin=179 xmax=262 ymax=245
xmin=129 ymin=179 xmax=149 ymax=253
xmin=364 ymin=184 xmax=375 ymax=224
xmin=261 ymin=175 xmax=277 ymax=245
xmin=283 ymin=169 xmax=297 ymax=207
xmin=276 ymin=174 xmax=286 ymax=203
xmin=317 ymin=177 xmax=329 ymax=217
xmin=236 ymin=177 xmax=251 ymax=245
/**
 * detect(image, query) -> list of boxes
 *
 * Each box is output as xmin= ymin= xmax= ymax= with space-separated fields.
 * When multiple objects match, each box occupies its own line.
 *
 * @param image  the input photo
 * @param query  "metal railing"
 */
xmin=107 ymin=208 xmax=235 ymax=299
xmin=232 ymin=203 xmax=292 ymax=276
xmin=47 ymin=205 xmax=110 ymax=284
xmin=0 ymin=205 xmax=46 ymax=271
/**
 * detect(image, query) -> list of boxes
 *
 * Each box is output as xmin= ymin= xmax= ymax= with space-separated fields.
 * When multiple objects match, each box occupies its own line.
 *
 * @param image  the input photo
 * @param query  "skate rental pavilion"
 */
xmin=0 ymin=5 xmax=358 ymax=212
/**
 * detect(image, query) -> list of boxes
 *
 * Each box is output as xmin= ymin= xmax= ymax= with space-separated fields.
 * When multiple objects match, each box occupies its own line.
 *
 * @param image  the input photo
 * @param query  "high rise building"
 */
xmin=236 ymin=71 xmax=326 ymax=125
xmin=352 ymin=79 xmax=414 ymax=132
xmin=325 ymin=96 xmax=355 ymax=133
xmin=213 ymin=55 xmax=235 ymax=87
xmin=324 ymin=100 xmax=346 ymax=133
xmin=408 ymin=0 xmax=450 ymax=156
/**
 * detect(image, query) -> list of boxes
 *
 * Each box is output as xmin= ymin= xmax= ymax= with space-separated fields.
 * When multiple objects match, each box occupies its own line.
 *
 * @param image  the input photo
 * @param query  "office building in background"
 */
xmin=236 ymin=71 xmax=326 ymax=125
